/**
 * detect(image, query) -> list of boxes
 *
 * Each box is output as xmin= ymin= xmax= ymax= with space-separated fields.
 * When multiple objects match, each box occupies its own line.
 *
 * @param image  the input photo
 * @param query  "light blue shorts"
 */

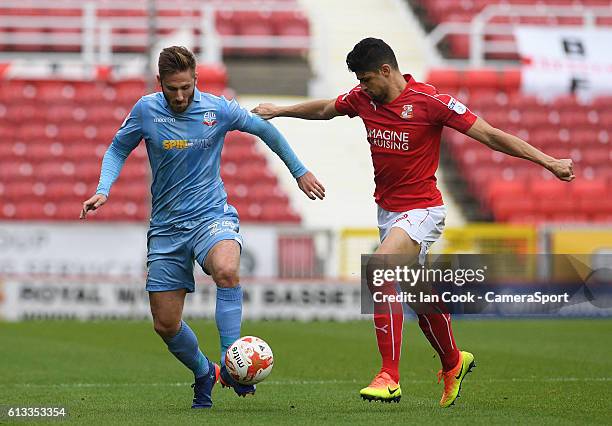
xmin=146 ymin=210 xmax=243 ymax=293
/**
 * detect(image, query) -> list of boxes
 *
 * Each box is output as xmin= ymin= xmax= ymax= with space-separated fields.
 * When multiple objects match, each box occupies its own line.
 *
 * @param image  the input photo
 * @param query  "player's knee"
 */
xmin=153 ymin=317 xmax=181 ymax=339
xmin=212 ymin=265 xmax=240 ymax=288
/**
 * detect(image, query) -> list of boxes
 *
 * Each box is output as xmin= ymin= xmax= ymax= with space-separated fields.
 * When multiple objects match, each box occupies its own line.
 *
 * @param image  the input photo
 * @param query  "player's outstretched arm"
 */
xmin=252 ymin=99 xmax=341 ymax=120
xmin=466 ymin=117 xmax=575 ymax=182
xmin=225 ymin=97 xmax=326 ymax=199
xmin=80 ymin=99 xmax=144 ymax=219
xmin=242 ymin=117 xmax=325 ymax=200
xmin=79 ymin=142 xmax=128 ymax=219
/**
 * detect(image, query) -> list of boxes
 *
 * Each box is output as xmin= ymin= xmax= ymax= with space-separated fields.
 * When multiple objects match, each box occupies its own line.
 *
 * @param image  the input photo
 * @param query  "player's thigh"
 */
xmin=365 ymin=228 xmax=420 ymax=293
xmin=192 ymin=215 xmax=243 ymax=287
xmin=376 ymin=227 xmax=420 ymax=256
xmin=203 ymin=240 xmax=241 ymax=288
xmin=378 ymin=206 xmax=447 ymax=263
xmin=149 ymin=289 xmax=187 ymax=335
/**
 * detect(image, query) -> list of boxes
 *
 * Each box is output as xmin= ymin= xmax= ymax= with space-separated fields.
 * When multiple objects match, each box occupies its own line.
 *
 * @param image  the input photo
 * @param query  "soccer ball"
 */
xmin=225 ymin=336 xmax=274 ymax=385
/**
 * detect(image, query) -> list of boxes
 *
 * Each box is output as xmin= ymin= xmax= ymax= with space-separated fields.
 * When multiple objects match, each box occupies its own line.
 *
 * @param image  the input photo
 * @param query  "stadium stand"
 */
xmin=0 ymin=68 xmax=301 ymax=223
xmin=0 ymin=0 xmax=309 ymax=223
xmin=0 ymin=0 xmax=310 ymax=58
xmin=427 ymin=68 xmax=612 ymax=223
xmin=407 ymin=0 xmax=612 ymax=59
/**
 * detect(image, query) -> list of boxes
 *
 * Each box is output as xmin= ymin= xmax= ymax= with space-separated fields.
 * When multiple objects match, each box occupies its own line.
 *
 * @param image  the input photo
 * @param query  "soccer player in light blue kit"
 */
xmin=80 ymin=46 xmax=325 ymax=409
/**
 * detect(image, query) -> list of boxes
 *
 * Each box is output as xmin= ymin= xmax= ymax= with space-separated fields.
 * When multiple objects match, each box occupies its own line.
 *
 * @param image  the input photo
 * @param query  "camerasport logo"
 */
xmin=203 ymin=111 xmax=217 ymax=126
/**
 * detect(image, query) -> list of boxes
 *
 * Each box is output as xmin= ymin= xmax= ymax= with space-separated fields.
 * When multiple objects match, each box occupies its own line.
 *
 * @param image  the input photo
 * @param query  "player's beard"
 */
xmin=164 ymin=91 xmax=195 ymax=114
xmin=366 ymin=88 xmax=386 ymax=104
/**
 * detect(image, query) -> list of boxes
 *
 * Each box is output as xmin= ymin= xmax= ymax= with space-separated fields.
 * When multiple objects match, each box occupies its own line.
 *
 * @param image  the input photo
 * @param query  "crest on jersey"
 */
xmin=203 ymin=111 xmax=217 ymax=126
xmin=401 ymin=104 xmax=413 ymax=119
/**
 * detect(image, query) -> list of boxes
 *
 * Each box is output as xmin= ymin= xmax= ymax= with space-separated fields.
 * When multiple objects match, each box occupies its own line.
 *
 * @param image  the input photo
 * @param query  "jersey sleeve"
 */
xmin=95 ymin=99 xmax=144 ymax=196
xmin=114 ymin=99 xmax=144 ymax=150
xmin=220 ymin=96 xmax=254 ymax=131
xmin=334 ymin=87 xmax=361 ymax=118
xmin=426 ymin=93 xmax=477 ymax=132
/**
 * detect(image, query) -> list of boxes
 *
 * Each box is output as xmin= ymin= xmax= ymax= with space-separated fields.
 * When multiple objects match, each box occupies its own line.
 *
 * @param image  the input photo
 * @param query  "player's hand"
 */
xmin=549 ymin=158 xmax=575 ymax=182
xmin=80 ymin=194 xmax=108 ymax=219
xmin=251 ymin=103 xmax=279 ymax=120
xmin=297 ymin=172 xmax=325 ymax=200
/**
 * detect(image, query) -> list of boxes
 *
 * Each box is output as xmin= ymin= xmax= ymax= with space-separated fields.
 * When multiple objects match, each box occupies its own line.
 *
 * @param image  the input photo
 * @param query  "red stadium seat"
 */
xmin=580 ymin=195 xmax=612 ymax=217
xmin=529 ymin=180 xmax=569 ymax=198
xmin=427 ymin=69 xmax=462 ymax=87
xmin=582 ymin=148 xmax=612 ymax=166
xmin=535 ymin=196 xmax=575 ymax=216
xmin=572 ymin=179 xmax=608 ymax=199
xmin=492 ymin=198 xmax=536 ymax=221
xmin=463 ymin=69 xmax=499 ymax=89
xmin=486 ymin=180 xmax=525 ymax=206
xmin=196 ymin=64 xmax=228 ymax=86
xmin=499 ymin=69 xmax=521 ymax=90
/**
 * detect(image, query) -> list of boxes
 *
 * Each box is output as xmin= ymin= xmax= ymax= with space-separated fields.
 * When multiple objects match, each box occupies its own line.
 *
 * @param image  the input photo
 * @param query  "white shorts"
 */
xmin=377 ymin=205 xmax=447 ymax=264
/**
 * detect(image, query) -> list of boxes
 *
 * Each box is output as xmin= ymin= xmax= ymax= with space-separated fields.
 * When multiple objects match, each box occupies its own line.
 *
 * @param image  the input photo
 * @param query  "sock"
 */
xmin=372 ymin=282 xmax=403 ymax=383
xmin=417 ymin=312 xmax=460 ymax=371
xmin=215 ymin=286 xmax=243 ymax=366
xmin=164 ymin=320 xmax=209 ymax=378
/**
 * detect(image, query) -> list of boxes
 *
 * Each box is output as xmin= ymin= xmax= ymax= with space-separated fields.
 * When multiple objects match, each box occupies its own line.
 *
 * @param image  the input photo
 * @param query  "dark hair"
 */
xmin=346 ymin=38 xmax=399 ymax=73
xmin=158 ymin=46 xmax=196 ymax=80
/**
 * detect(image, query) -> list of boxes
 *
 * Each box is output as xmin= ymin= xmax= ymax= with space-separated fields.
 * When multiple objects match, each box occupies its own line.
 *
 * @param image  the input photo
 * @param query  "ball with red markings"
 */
xmin=225 ymin=336 xmax=274 ymax=385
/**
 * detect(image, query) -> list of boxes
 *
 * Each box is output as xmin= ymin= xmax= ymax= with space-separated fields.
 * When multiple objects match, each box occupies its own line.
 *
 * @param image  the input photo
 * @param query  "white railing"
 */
xmin=426 ymin=5 xmax=612 ymax=67
xmin=0 ymin=0 xmax=311 ymax=66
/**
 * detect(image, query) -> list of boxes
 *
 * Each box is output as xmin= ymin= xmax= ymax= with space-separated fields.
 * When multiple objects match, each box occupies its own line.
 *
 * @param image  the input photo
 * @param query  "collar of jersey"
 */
xmin=374 ymin=74 xmax=414 ymax=106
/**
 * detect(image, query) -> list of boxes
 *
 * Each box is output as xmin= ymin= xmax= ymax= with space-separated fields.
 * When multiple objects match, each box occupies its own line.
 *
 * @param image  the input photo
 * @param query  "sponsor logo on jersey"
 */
xmin=153 ymin=116 xmax=176 ymax=123
xmin=367 ymin=127 xmax=410 ymax=151
xmin=203 ymin=111 xmax=217 ymax=126
xmin=162 ymin=138 xmax=213 ymax=150
xmin=369 ymin=100 xmax=377 ymax=111
xmin=447 ymin=97 xmax=467 ymax=115
xmin=401 ymin=104 xmax=413 ymax=119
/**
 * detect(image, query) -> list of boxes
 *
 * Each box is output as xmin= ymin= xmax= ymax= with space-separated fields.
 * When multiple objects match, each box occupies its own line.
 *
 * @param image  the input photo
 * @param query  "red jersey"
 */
xmin=335 ymin=74 xmax=477 ymax=212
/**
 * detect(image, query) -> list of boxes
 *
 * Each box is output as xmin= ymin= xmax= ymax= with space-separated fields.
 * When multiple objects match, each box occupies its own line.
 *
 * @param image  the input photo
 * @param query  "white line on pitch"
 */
xmin=4 ymin=377 xmax=611 ymax=388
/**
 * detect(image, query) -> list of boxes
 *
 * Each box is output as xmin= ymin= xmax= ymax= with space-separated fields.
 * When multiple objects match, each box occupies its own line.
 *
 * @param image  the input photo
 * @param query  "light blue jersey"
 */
xmin=96 ymin=88 xmax=307 ymax=230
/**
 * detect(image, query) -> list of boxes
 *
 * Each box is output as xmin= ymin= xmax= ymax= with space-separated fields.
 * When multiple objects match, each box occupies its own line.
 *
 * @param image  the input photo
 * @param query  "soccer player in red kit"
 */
xmin=252 ymin=38 xmax=574 ymax=407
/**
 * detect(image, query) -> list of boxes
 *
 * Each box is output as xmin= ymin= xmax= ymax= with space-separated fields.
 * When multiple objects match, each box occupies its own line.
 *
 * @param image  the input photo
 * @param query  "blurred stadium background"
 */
xmin=0 ymin=0 xmax=610 ymax=320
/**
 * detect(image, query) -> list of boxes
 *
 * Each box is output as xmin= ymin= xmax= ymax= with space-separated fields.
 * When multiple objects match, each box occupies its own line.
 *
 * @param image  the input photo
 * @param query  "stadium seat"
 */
xmin=529 ymin=180 xmax=568 ymax=198
xmin=427 ymin=69 xmax=463 ymax=89
xmin=464 ymin=69 xmax=499 ymax=89
xmin=196 ymin=64 xmax=228 ymax=86
xmin=486 ymin=180 xmax=525 ymax=206
xmin=492 ymin=198 xmax=536 ymax=221
xmin=0 ymin=0 xmax=308 ymax=54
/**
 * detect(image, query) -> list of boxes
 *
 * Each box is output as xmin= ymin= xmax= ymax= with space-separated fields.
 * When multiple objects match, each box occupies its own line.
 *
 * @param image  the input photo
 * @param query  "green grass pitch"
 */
xmin=1 ymin=319 xmax=611 ymax=425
